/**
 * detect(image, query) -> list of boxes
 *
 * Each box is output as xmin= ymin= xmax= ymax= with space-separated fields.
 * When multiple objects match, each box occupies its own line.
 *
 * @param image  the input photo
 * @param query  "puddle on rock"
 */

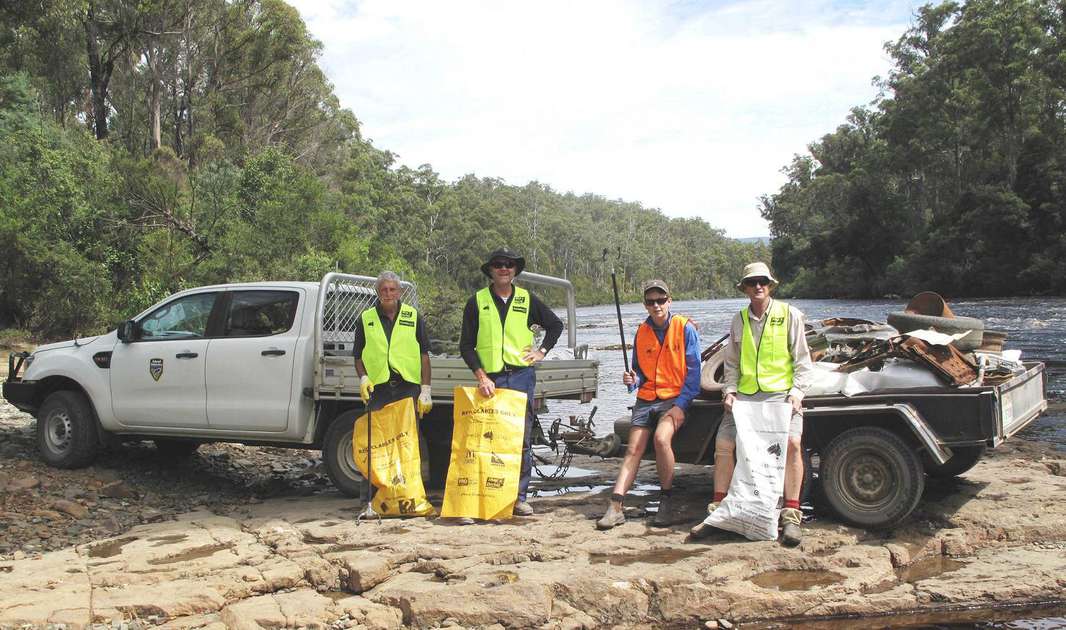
xmin=147 ymin=543 xmax=232 ymax=565
xmin=588 ymin=547 xmax=704 ymax=566
xmin=480 ymin=571 xmax=519 ymax=588
xmin=748 ymin=569 xmax=845 ymax=591
xmin=149 ymin=534 xmax=188 ymax=547
xmin=896 ymin=555 xmax=965 ymax=583
xmin=322 ymin=590 xmax=354 ymax=602
xmin=530 ymin=484 xmax=611 ymax=498
xmin=87 ymin=536 xmax=138 ymax=558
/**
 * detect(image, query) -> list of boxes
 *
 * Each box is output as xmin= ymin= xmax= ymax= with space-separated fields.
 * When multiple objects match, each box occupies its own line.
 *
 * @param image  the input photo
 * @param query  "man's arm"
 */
xmin=787 ymin=306 xmax=815 ymax=402
xmin=416 ymin=317 xmax=431 ymax=385
xmin=673 ymin=322 xmax=702 ymax=410
xmin=458 ymin=296 xmax=482 ymax=372
xmin=353 ymin=317 xmax=367 ymax=377
xmin=528 ymin=293 xmax=563 ymax=352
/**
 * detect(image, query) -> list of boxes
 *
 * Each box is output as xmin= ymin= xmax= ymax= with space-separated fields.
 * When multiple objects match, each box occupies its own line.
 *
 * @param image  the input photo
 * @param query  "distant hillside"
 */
xmin=735 ymin=236 xmax=771 ymax=245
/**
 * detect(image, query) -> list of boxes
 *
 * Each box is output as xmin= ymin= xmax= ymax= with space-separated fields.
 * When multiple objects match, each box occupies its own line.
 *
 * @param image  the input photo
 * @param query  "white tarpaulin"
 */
xmin=705 ymin=400 xmax=791 ymax=541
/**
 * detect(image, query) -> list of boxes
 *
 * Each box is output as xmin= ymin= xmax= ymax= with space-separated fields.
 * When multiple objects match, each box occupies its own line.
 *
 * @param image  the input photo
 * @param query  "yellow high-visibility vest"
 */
xmin=475 ymin=286 xmax=534 ymax=373
xmin=361 ymin=304 xmax=421 ymax=385
xmin=738 ymin=300 xmax=793 ymax=394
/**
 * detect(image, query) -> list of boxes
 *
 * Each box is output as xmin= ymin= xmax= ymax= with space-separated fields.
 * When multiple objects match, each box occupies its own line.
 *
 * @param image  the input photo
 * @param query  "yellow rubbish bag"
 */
xmin=441 ymin=386 xmax=526 ymax=520
xmin=352 ymin=397 xmax=435 ymax=517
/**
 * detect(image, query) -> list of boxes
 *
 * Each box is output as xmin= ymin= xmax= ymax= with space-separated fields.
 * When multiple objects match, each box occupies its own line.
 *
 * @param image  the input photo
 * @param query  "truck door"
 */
xmin=205 ymin=289 xmax=302 ymax=431
xmin=110 ymin=291 xmax=219 ymax=427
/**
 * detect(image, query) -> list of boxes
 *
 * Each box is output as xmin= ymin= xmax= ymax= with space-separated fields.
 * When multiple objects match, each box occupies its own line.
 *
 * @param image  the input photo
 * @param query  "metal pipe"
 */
xmin=517 ymin=271 xmax=578 ymax=350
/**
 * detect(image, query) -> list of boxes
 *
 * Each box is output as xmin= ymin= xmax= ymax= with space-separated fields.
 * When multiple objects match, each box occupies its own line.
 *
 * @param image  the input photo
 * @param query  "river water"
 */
xmin=549 ymin=296 xmax=1066 ymax=450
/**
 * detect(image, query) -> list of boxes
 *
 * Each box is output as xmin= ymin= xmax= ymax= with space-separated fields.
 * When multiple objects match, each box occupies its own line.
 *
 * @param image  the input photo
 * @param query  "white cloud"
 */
xmin=290 ymin=0 xmax=916 ymax=237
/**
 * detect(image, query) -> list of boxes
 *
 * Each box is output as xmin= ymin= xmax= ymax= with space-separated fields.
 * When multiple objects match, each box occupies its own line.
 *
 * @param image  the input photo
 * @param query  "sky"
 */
xmin=288 ymin=0 xmax=919 ymax=238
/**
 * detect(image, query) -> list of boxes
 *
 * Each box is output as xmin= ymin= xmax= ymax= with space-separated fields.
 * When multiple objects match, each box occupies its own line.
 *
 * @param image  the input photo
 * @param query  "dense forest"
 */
xmin=763 ymin=0 xmax=1066 ymax=298
xmin=0 ymin=0 xmax=766 ymax=345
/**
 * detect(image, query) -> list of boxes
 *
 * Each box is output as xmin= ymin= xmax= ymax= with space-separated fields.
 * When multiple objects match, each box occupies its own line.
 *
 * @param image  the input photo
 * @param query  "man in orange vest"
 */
xmin=597 ymin=279 xmax=701 ymax=529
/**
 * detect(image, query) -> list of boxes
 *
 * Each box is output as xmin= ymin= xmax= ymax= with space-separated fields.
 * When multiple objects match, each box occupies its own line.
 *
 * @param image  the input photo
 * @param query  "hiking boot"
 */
xmin=780 ymin=507 xmax=802 ymax=547
xmin=513 ymin=501 xmax=534 ymax=517
xmin=596 ymin=503 xmax=626 ymax=530
xmin=651 ymin=493 xmax=676 ymax=527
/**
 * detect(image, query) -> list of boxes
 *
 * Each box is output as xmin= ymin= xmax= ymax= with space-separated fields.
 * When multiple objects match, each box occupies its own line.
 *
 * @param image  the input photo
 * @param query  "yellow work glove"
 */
xmin=359 ymin=375 xmax=374 ymax=404
xmin=418 ymin=385 xmax=433 ymax=416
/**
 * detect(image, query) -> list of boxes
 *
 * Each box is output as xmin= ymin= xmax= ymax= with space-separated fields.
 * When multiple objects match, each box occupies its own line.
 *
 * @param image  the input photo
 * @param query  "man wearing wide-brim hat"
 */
xmin=457 ymin=248 xmax=564 ymax=519
xmin=690 ymin=261 xmax=815 ymax=546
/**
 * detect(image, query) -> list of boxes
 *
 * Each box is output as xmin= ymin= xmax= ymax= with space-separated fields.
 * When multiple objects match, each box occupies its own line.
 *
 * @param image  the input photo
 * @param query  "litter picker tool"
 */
xmin=356 ymin=392 xmax=381 ymax=523
xmin=604 ymin=248 xmax=635 ymax=393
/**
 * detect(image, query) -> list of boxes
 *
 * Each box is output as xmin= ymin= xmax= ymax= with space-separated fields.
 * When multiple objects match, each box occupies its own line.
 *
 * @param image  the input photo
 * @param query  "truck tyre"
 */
xmin=886 ymin=312 xmax=984 ymax=351
xmin=37 ymin=390 xmax=100 ymax=469
xmin=322 ymin=411 xmax=363 ymax=498
xmin=154 ymin=439 xmax=201 ymax=458
xmin=922 ymin=445 xmax=986 ymax=478
xmin=820 ymin=427 xmax=924 ymax=529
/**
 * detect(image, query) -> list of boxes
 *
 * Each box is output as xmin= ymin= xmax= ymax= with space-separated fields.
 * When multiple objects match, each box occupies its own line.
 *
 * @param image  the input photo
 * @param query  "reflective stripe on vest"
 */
xmin=635 ymin=315 xmax=689 ymax=402
xmin=361 ymin=304 xmax=422 ymax=385
xmin=475 ymin=286 xmax=534 ymax=373
xmin=738 ymin=300 xmax=793 ymax=394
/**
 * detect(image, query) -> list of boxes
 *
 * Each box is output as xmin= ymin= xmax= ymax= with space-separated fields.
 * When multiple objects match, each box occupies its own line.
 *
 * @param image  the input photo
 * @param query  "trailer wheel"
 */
xmin=37 ymin=390 xmax=100 ymax=469
xmin=153 ymin=439 xmax=201 ymax=458
xmin=820 ymin=427 xmax=924 ymax=529
xmin=923 ymin=445 xmax=986 ymax=478
xmin=322 ymin=410 xmax=364 ymax=498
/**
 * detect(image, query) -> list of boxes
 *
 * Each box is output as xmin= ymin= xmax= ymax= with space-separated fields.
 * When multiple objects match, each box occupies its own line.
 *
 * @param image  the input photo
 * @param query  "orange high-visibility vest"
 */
xmin=635 ymin=315 xmax=689 ymax=402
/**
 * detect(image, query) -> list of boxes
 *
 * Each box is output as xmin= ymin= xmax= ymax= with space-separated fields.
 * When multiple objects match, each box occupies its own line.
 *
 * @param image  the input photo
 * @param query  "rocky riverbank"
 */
xmin=1 ymin=399 xmax=1065 ymax=628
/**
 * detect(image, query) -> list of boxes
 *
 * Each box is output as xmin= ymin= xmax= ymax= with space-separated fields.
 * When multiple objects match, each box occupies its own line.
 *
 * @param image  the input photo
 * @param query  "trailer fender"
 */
xmin=806 ymin=403 xmax=953 ymax=465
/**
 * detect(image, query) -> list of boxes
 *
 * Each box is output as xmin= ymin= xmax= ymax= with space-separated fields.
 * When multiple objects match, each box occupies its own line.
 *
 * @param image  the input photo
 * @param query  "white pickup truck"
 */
xmin=2 ymin=273 xmax=599 ymax=496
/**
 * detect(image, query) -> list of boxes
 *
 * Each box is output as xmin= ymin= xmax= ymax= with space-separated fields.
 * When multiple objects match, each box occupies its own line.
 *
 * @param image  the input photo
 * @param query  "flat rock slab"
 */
xmin=1 ymin=454 xmax=1065 ymax=628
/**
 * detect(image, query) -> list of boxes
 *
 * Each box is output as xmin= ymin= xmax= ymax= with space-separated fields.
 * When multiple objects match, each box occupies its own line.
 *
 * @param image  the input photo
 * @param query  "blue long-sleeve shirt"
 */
xmin=631 ymin=313 xmax=701 ymax=410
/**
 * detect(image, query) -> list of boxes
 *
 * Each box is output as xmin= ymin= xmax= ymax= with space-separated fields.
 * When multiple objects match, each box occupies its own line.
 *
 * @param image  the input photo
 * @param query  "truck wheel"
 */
xmin=820 ymin=427 xmax=924 ymax=529
xmin=322 ymin=411 xmax=363 ymax=498
xmin=923 ymin=445 xmax=986 ymax=478
xmin=154 ymin=439 xmax=201 ymax=458
xmin=36 ymin=390 xmax=100 ymax=469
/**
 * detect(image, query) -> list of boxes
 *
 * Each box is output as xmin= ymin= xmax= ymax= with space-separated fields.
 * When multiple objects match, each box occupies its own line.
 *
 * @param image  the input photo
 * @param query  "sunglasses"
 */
xmin=743 ymin=277 xmax=771 ymax=287
xmin=490 ymin=260 xmax=516 ymax=269
xmin=643 ymin=297 xmax=669 ymax=306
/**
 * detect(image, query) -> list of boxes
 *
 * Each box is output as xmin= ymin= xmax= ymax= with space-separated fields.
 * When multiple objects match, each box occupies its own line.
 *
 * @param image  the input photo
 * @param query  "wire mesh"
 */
xmin=318 ymin=273 xmax=419 ymax=356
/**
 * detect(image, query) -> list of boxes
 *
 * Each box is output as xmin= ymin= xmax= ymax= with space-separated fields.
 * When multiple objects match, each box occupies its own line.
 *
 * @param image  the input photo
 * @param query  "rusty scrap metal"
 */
xmin=836 ymin=336 xmax=979 ymax=386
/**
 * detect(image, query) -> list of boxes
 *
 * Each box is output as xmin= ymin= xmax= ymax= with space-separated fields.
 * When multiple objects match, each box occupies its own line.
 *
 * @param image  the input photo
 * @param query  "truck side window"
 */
xmin=139 ymin=293 xmax=217 ymax=340
xmin=224 ymin=291 xmax=299 ymax=337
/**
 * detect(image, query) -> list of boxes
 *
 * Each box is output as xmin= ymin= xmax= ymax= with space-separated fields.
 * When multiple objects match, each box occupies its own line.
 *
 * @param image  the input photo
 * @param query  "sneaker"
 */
xmin=513 ymin=501 xmax=534 ymax=517
xmin=780 ymin=507 xmax=802 ymax=547
xmin=596 ymin=503 xmax=626 ymax=530
xmin=651 ymin=493 xmax=675 ymax=527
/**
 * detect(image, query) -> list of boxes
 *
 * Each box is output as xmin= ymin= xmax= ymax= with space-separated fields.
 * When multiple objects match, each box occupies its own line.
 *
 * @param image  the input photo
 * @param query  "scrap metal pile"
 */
xmin=703 ymin=292 xmax=1026 ymax=396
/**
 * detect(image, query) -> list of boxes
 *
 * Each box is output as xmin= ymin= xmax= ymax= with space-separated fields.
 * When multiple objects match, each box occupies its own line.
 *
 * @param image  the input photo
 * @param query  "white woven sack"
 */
xmin=704 ymin=400 xmax=791 ymax=541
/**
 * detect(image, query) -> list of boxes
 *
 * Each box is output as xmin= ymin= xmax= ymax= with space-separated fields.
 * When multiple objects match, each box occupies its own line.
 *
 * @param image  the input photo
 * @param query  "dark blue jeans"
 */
xmin=490 ymin=366 xmax=536 ymax=502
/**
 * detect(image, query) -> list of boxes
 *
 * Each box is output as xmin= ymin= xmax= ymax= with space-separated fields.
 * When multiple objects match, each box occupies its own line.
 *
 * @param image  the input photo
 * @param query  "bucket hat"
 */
xmin=481 ymin=248 xmax=525 ymax=278
xmin=735 ymin=262 xmax=779 ymax=291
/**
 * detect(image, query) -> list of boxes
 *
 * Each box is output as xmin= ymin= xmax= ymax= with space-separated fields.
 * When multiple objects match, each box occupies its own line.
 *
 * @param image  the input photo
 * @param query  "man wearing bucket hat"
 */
xmin=690 ymin=262 xmax=814 ymax=546
xmin=458 ymin=248 xmax=564 ymax=517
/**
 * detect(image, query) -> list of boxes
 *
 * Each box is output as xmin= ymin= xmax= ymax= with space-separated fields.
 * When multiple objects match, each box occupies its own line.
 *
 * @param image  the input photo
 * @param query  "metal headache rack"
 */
xmin=316 ymin=273 xmax=419 ymax=358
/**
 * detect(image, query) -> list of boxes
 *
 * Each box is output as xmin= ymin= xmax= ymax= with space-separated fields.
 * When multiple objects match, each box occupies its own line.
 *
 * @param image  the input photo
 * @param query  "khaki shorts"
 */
xmin=715 ymin=391 xmax=803 ymax=444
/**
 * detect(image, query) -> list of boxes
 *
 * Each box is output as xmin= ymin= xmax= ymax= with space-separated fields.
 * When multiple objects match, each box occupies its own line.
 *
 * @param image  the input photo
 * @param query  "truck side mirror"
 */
xmin=117 ymin=320 xmax=137 ymax=343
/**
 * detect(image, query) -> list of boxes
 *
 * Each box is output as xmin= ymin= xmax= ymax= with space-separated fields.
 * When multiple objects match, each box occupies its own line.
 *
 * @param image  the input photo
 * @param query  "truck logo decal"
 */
xmin=149 ymin=358 xmax=164 ymax=381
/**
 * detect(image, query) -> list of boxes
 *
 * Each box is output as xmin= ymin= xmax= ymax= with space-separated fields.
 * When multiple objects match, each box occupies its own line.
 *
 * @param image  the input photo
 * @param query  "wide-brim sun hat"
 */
xmin=735 ymin=261 xmax=779 ymax=291
xmin=480 ymin=248 xmax=526 ymax=278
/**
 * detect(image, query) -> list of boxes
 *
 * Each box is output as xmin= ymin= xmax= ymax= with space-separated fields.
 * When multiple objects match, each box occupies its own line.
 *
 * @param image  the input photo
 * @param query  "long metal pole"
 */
xmin=605 ymin=249 xmax=630 ymax=374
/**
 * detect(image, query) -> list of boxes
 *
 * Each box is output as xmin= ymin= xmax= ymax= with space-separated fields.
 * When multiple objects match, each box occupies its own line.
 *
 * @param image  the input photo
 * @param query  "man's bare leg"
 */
xmin=652 ymin=418 xmax=679 ymax=490
xmin=713 ymin=439 xmax=736 ymax=497
xmin=782 ymin=435 xmax=803 ymax=502
xmin=608 ymin=427 xmax=651 ymax=509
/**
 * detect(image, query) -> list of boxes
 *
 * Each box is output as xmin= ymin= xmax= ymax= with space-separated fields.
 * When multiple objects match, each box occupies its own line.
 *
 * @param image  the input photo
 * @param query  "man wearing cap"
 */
xmin=690 ymin=262 xmax=814 ymax=546
xmin=458 ymin=248 xmax=564 ymax=517
xmin=597 ymin=279 xmax=701 ymax=530
xmin=354 ymin=270 xmax=433 ymax=414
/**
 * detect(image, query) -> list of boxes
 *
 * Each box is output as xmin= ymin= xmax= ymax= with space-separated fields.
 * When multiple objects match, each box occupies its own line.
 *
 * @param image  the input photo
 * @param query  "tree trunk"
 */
xmin=83 ymin=12 xmax=112 ymax=140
